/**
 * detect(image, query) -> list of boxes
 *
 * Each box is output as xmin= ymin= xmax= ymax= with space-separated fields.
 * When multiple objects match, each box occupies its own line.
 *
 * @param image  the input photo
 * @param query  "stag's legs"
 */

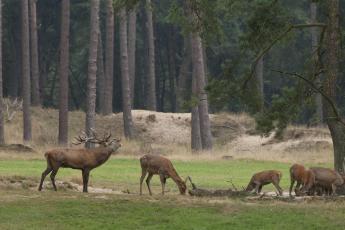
xmin=159 ymin=174 xmax=166 ymax=195
xmin=50 ymin=168 xmax=59 ymax=191
xmin=38 ymin=167 xmax=53 ymax=191
xmin=82 ymin=169 xmax=90 ymax=193
xmin=146 ymin=173 xmax=153 ymax=196
xmin=140 ymin=169 xmax=147 ymax=195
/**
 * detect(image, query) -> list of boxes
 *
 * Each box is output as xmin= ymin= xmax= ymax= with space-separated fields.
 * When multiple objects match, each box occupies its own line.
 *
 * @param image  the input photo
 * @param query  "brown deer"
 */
xmin=289 ymin=164 xmax=315 ymax=196
xmin=246 ymin=170 xmax=283 ymax=195
xmin=309 ymin=167 xmax=344 ymax=196
xmin=38 ymin=131 xmax=121 ymax=193
xmin=139 ymin=154 xmax=187 ymax=195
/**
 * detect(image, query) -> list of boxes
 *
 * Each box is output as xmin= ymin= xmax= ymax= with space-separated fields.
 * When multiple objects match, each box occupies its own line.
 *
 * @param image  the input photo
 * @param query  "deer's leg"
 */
xmin=38 ymin=166 xmax=52 ymax=191
xmin=331 ymin=184 xmax=336 ymax=196
xmin=258 ymin=185 xmax=263 ymax=194
xmin=272 ymin=181 xmax=283 ymax=196
xmin=289 ymin=179 xmax=295 ymax=196
xmin=254 ymin=183 xmax=261 ymax=194
xmin=146 ymin=173 xmax=153 ymax=196
xmin=50 ymin=168 xmax=59 ymax=191
xmin=140 ymin=170 xmax=148 ymax=195
xmin=294 ymin=181 xmax=301 ymax=196
xmin=159 ymin=174 xmax=166 ymax=195
xmin=82 ymin=169 xmax=90 ymax=193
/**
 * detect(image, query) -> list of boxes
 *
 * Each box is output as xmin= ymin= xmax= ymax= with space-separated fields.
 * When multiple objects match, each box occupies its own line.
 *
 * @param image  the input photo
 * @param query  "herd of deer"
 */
xmin=37 ymin=131 xmax=345 ymax=197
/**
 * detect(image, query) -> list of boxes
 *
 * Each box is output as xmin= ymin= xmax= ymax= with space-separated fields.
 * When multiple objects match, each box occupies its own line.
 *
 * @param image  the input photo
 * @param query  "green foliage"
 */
xmin=255 ymin=87 xmax=300 ymax=138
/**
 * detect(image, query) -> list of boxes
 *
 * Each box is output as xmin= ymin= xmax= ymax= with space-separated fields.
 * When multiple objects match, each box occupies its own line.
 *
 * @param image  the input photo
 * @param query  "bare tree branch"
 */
xmin=271 ymin=69 xmax=345 ymax=127
xmin=243 ymin=23 xmax=327 ymax=90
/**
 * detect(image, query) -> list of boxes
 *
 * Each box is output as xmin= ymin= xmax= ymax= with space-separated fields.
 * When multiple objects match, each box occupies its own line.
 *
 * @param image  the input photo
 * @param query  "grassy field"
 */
xmin=0 ymin=156 xmax=331 ymax=193
xmin=1 ymin=189 xmax=345 ymax=230
xmin=0 ymin=155 xmax=342 ymax=229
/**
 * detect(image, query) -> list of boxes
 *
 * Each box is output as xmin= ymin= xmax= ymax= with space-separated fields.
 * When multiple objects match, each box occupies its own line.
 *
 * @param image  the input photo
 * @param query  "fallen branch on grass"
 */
xmin=185 ymin=176 xmax=249 ymax=197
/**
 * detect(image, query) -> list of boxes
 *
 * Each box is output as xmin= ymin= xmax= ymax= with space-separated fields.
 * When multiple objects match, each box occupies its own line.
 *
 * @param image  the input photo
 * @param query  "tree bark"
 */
xmin=324 ymin=0 xmax=345 ymax=173
xmin=22 ymin=0 xmax=32 ymax=142
xmin=191 ymin=33 xmax=213 ymax=150
xmin=311 ymin=1 xmax=323 ymax=125
xmin=120 ymin=8 xmax=134 ymax=139
xmin=85 ymin=0 xmax=100 ymax=148
xmin=176 ymin=36 xmax=192 ymax=112
xmin=58 ymin=0 xmax=70 ymax=146
xmin=128 ymin=5 xmax=137 ymax=104
xmin=0 ymin=0 xmax=4 ymax=144
xmin=29 ymin=0 xmax=40 ymax=106
xmin=191 ymin=35 xmax=202 ymax=151
xmin=102 ymin=0 xmax=114 ymax=115
xmin=168 ymin=26 xmax=177 ymax=112
xmin=146 ymin=0 xmax=156 ymax=111
xmin=97 ymin=33 xmax=105 ymax=113
xmin=255 ymin=56 xmax=264 ymax=112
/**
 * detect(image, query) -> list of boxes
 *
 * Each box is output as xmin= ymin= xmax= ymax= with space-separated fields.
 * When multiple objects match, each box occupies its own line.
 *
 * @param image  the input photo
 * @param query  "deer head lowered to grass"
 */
xmin=38 ymin=130 xmax=121 ymax=193
xmin=139 ymin=154 xmax=187 ymax=195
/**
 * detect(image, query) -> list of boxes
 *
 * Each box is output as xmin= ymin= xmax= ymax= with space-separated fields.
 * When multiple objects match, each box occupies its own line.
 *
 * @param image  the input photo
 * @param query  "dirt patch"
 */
xmin=0 ymin=176 xmax=124 ymax=194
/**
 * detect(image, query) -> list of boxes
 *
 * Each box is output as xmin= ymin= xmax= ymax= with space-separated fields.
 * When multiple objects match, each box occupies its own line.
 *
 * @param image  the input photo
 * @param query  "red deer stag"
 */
xmin=38 ymin=131 xmax=121 ymax=192
xmin=139 ymin=154 xmax=186 ymax=195
xmin=309 ymin=167 xmax=344 ymax=196
xmin=289 ymin=164 xmax=315 ymax=196
xmin=246 ymin=170 xmax=283 ymax=195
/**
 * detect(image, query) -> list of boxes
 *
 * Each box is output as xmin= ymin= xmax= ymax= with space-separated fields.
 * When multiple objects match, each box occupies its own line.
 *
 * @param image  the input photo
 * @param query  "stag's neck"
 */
xmin=90 ymin=147 xmax=114 ymax=166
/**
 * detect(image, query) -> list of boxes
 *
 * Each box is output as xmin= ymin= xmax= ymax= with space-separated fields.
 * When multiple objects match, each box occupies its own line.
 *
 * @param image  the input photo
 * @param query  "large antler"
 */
xmin=73 ymin=129 xmax=113 ymax=146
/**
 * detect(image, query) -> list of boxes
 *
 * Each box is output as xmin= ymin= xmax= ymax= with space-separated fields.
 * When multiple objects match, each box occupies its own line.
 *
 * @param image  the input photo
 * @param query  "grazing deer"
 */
xmin=38 ymin=131 xmax=121 ymax=193
xmin=309 ymin=167 xmax=344 ymax=196
xmin=246 ymin=170 xmax=283 ymax=195
xmin=139 ymin=154 xmax=186 ymax=195
xmin=289 ymin=164 xmax=315 ymax=196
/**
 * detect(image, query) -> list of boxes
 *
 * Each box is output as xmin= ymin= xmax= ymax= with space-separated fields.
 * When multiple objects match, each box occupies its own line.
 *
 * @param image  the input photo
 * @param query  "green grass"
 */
xmin=0 ymin=190 xmax=345 ymax=230
xmin=0 ymin=157 xmax=342 ymax=229
xmin=0 ymin=157 xmax=330 ymax=193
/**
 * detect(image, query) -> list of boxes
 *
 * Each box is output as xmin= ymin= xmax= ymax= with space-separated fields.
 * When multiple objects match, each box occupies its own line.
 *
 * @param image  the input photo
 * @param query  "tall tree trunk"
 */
xmin=191 ymin=33 xmax=213 ymax=150
xmin=324 ymin=0 xmax=345 ymax=173
xmin=0 ymin=0 xmax=4 ymax=145
xmin=168 ymin=26 xmax=177 ymax=112
xmin=128 ymin=5 xmax=137 ymax=104
xmin=58 ymin=0 xmax=70 ymax=146
xmin=29 ymin=0 xmax=40 ymax=106
xmin=119 ymin=8 xmax=134 ymax=139
xmin=102 ymin=0 xmax=114 ymax=115
xmin=311 ymin=1 xmax=323 ymax=125
xmin=176 ymin=36 xmax=191 ymax=112
xmin=97 ymin=33 xmax=105 ymax=113
xmin=85 ymin=0 xmax=100 ymax=148
xmin=191 ymin=35 xmax=202 ymax=151
xmin=146 ymin=0 xmax=156 ymax=111
xmin=22 ymin=0 xmax=32 ymax=142
xmin=255 ymin=56 xmax=264 ymax=112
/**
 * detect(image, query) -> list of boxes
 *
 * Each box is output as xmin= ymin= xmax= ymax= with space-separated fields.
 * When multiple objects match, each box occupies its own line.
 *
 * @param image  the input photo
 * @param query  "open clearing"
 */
xmin=0 ymin=109 xmax=342 ymax=229
xmin=0 ymin=155 xmax=344 ymax=230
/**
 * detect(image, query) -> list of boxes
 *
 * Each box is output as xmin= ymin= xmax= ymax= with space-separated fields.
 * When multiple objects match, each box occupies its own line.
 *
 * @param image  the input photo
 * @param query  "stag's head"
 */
xmin=74 ymin=129 xmax=121 ymax=153
xmin=106 ymin=138 xmax=122 ymax=153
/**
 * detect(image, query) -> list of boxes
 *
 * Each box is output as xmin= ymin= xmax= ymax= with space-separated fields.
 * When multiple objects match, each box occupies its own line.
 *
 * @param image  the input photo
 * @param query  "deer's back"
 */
xmin=290 ymin=164 xmax=307 ymax=181
xmin=310 ymin=167 xmax=344 ymax=186
xmin=45 ymin=148 xmax=102 ymax=169
xmin=252 ymin=170 xmax=282 ymax=183
xmin=140 ymin=154 xmax=174 ymax=175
